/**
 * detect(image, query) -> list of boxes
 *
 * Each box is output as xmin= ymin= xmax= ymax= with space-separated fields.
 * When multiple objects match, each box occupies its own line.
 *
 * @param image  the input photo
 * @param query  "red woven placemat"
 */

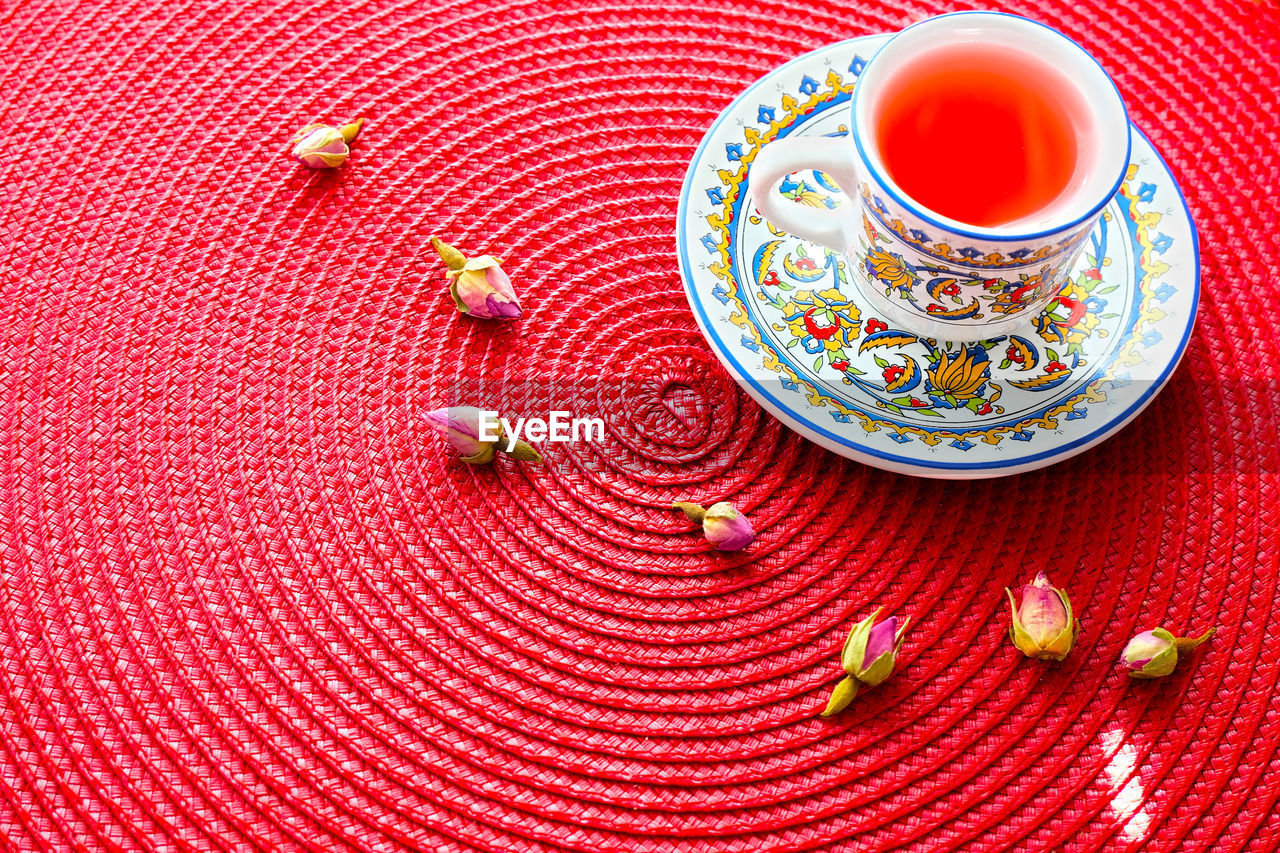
xmin=2 ymin=0 xmax=1278 ymax=850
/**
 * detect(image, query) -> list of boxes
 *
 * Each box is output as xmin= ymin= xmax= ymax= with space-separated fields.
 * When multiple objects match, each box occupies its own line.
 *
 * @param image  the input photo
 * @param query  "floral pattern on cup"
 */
xmin=858 ymin=183 xmax=1093 ymax=270
xmin=854 ymin=205 xmax=1090 ymax=325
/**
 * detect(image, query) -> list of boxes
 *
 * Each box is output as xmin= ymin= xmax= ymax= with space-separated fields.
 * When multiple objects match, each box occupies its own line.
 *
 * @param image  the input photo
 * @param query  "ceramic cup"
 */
xmin=750 ymin=12 xmax=1129 ymax=340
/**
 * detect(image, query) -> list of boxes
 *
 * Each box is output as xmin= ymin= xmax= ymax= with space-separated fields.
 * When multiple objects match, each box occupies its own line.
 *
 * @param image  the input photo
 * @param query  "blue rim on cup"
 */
xmin=850 ymin=11 xmax=1131 ymax=243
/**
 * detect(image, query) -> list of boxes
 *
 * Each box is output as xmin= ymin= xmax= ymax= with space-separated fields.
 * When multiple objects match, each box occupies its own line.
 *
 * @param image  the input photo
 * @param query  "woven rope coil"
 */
xmin=1 ymin=0 xmax=1278 ymax=850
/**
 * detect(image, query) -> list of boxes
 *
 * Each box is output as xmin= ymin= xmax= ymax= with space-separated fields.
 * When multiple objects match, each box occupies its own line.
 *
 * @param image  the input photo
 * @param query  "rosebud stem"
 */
xmin=1173 ymin=626 xmax=1215 ymax=653
xmin=431 ymin=237 xmax=468 ymax=271
xmin=502 ymin=439 xmax=543 ymax=463
xmin=338 ymin=118 xmax=364 ymax=143
xmin=820 ymin=675 xmax=859 ymax=717
xmin=672 ymin=502 xmax=706 ymax=524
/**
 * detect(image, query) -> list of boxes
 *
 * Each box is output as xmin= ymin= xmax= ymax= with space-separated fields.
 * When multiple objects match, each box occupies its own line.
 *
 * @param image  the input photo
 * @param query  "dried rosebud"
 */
xmin=425 ymin=406 xmax=496 ymax=464
xmin=822 ymin=608 xmax=910 ymax=716
xmin=431 ymin=238 xmax=522 ymax=320
xmin=841 ymin=608 xmax=909 ymax=686
xmin=1006 ymin=571 xmax=1077 ymax=661
xmin=672 ymin=501 xmax=754 ymax=551
xmin=1121 ymin=626 xmax=1215 ymax=679
xmin=424 ymin=406 xmax=542 ymax=465
xmin=291 ymin=119 xmax=364 ymax=169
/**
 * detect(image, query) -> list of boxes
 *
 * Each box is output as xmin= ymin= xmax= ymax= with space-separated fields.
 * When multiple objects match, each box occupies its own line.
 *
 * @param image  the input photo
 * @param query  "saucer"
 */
xmin=676 ymin=35 xmax=1198 ymax=479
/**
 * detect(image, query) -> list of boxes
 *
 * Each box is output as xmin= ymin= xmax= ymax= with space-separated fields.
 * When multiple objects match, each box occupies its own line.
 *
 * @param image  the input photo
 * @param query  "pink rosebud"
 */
xmin=1006 ymin=571 xmax=1076 ymax=661
xmin=431 ymin=238 xmax=522 ymax=320
xmin=424 ymin=406 xmax=541 ymax=465
xmin=822 ymin=607 xmax=910 ymax=716
xmin=673 ymin=501 xmax=754 ymax=551
xmin=841 ymin=610 xmax=907 ymax=687
xmin=1123 ymin=630 xmax=1169 ymax=669
xmin=1121 ymin=626 xmax=1214 ymax=678
xmin=291 ymin=119 xmax=363 ymax=169
xmin=862 ymin=617 xmax=898 ymax=667
xmin=424 ymin=406 xmax=496 ymax=463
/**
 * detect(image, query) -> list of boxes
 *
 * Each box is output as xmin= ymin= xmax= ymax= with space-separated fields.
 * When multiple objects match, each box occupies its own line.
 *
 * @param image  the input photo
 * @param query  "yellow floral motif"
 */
xmin=778 ymin=288 xmax=861 ymax=353
xmin=791 ymin=189 xmax=830 ymax=208
xmin=1037 ymin=281 xmax=1102 ymax=346
xmin=1059 ymin=282 xmax=1088 ymax=302
xmin=865 ymin=248 xmax=916 ymax=291
xmin=1060 ymin=283 xmax=1101 ymax=343
xmin=926 ymin=349 xmax=990 ymax=402
xmin=989 ymin=272 xmax=1047 ymax=315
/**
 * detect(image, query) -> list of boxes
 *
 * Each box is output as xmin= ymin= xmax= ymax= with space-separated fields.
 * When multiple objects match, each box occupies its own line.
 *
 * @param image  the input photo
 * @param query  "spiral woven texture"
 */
xmin=2 ymin=0 xmax=1278 ymax=850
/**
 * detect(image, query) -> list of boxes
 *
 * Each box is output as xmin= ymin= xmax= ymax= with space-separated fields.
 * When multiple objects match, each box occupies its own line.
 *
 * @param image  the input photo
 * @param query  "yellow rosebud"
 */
xmin=1006 ymin=571 xmax=1076 ymax=661
xmin=291 ymin=119 xmax=364 ymax=169
xmin=431 ymin=238 xmax=523 ymax=320
xmin=672 ymin=501 xmax=753 ymax=551
xmin=1122 ymin=627 xmax=1214 ymax=679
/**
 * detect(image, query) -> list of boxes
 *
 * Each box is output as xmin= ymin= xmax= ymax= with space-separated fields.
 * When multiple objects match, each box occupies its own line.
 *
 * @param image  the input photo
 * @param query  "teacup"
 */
xmin=750 ymin=12 xmax=1129 ymax=340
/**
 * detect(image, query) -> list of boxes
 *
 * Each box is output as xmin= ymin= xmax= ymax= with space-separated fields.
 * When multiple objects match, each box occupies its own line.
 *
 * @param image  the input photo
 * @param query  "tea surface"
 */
xmin=875 ymin=43 xmax=1083 ymax=228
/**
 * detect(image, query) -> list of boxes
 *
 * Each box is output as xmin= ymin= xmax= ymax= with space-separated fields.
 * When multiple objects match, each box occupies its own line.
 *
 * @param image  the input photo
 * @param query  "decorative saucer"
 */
xmin=676 ymin=35 xmax=1198 ymax=479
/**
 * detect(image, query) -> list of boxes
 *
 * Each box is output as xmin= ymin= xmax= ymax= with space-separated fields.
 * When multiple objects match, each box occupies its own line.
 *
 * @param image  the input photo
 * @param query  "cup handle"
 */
xmin=750 ymin=136 xmax=862 ymax=253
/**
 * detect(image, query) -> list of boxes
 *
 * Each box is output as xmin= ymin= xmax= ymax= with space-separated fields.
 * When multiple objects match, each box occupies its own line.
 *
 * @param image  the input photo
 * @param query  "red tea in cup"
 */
xmin=874 ymin=42 xmax=1094 ymax=228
